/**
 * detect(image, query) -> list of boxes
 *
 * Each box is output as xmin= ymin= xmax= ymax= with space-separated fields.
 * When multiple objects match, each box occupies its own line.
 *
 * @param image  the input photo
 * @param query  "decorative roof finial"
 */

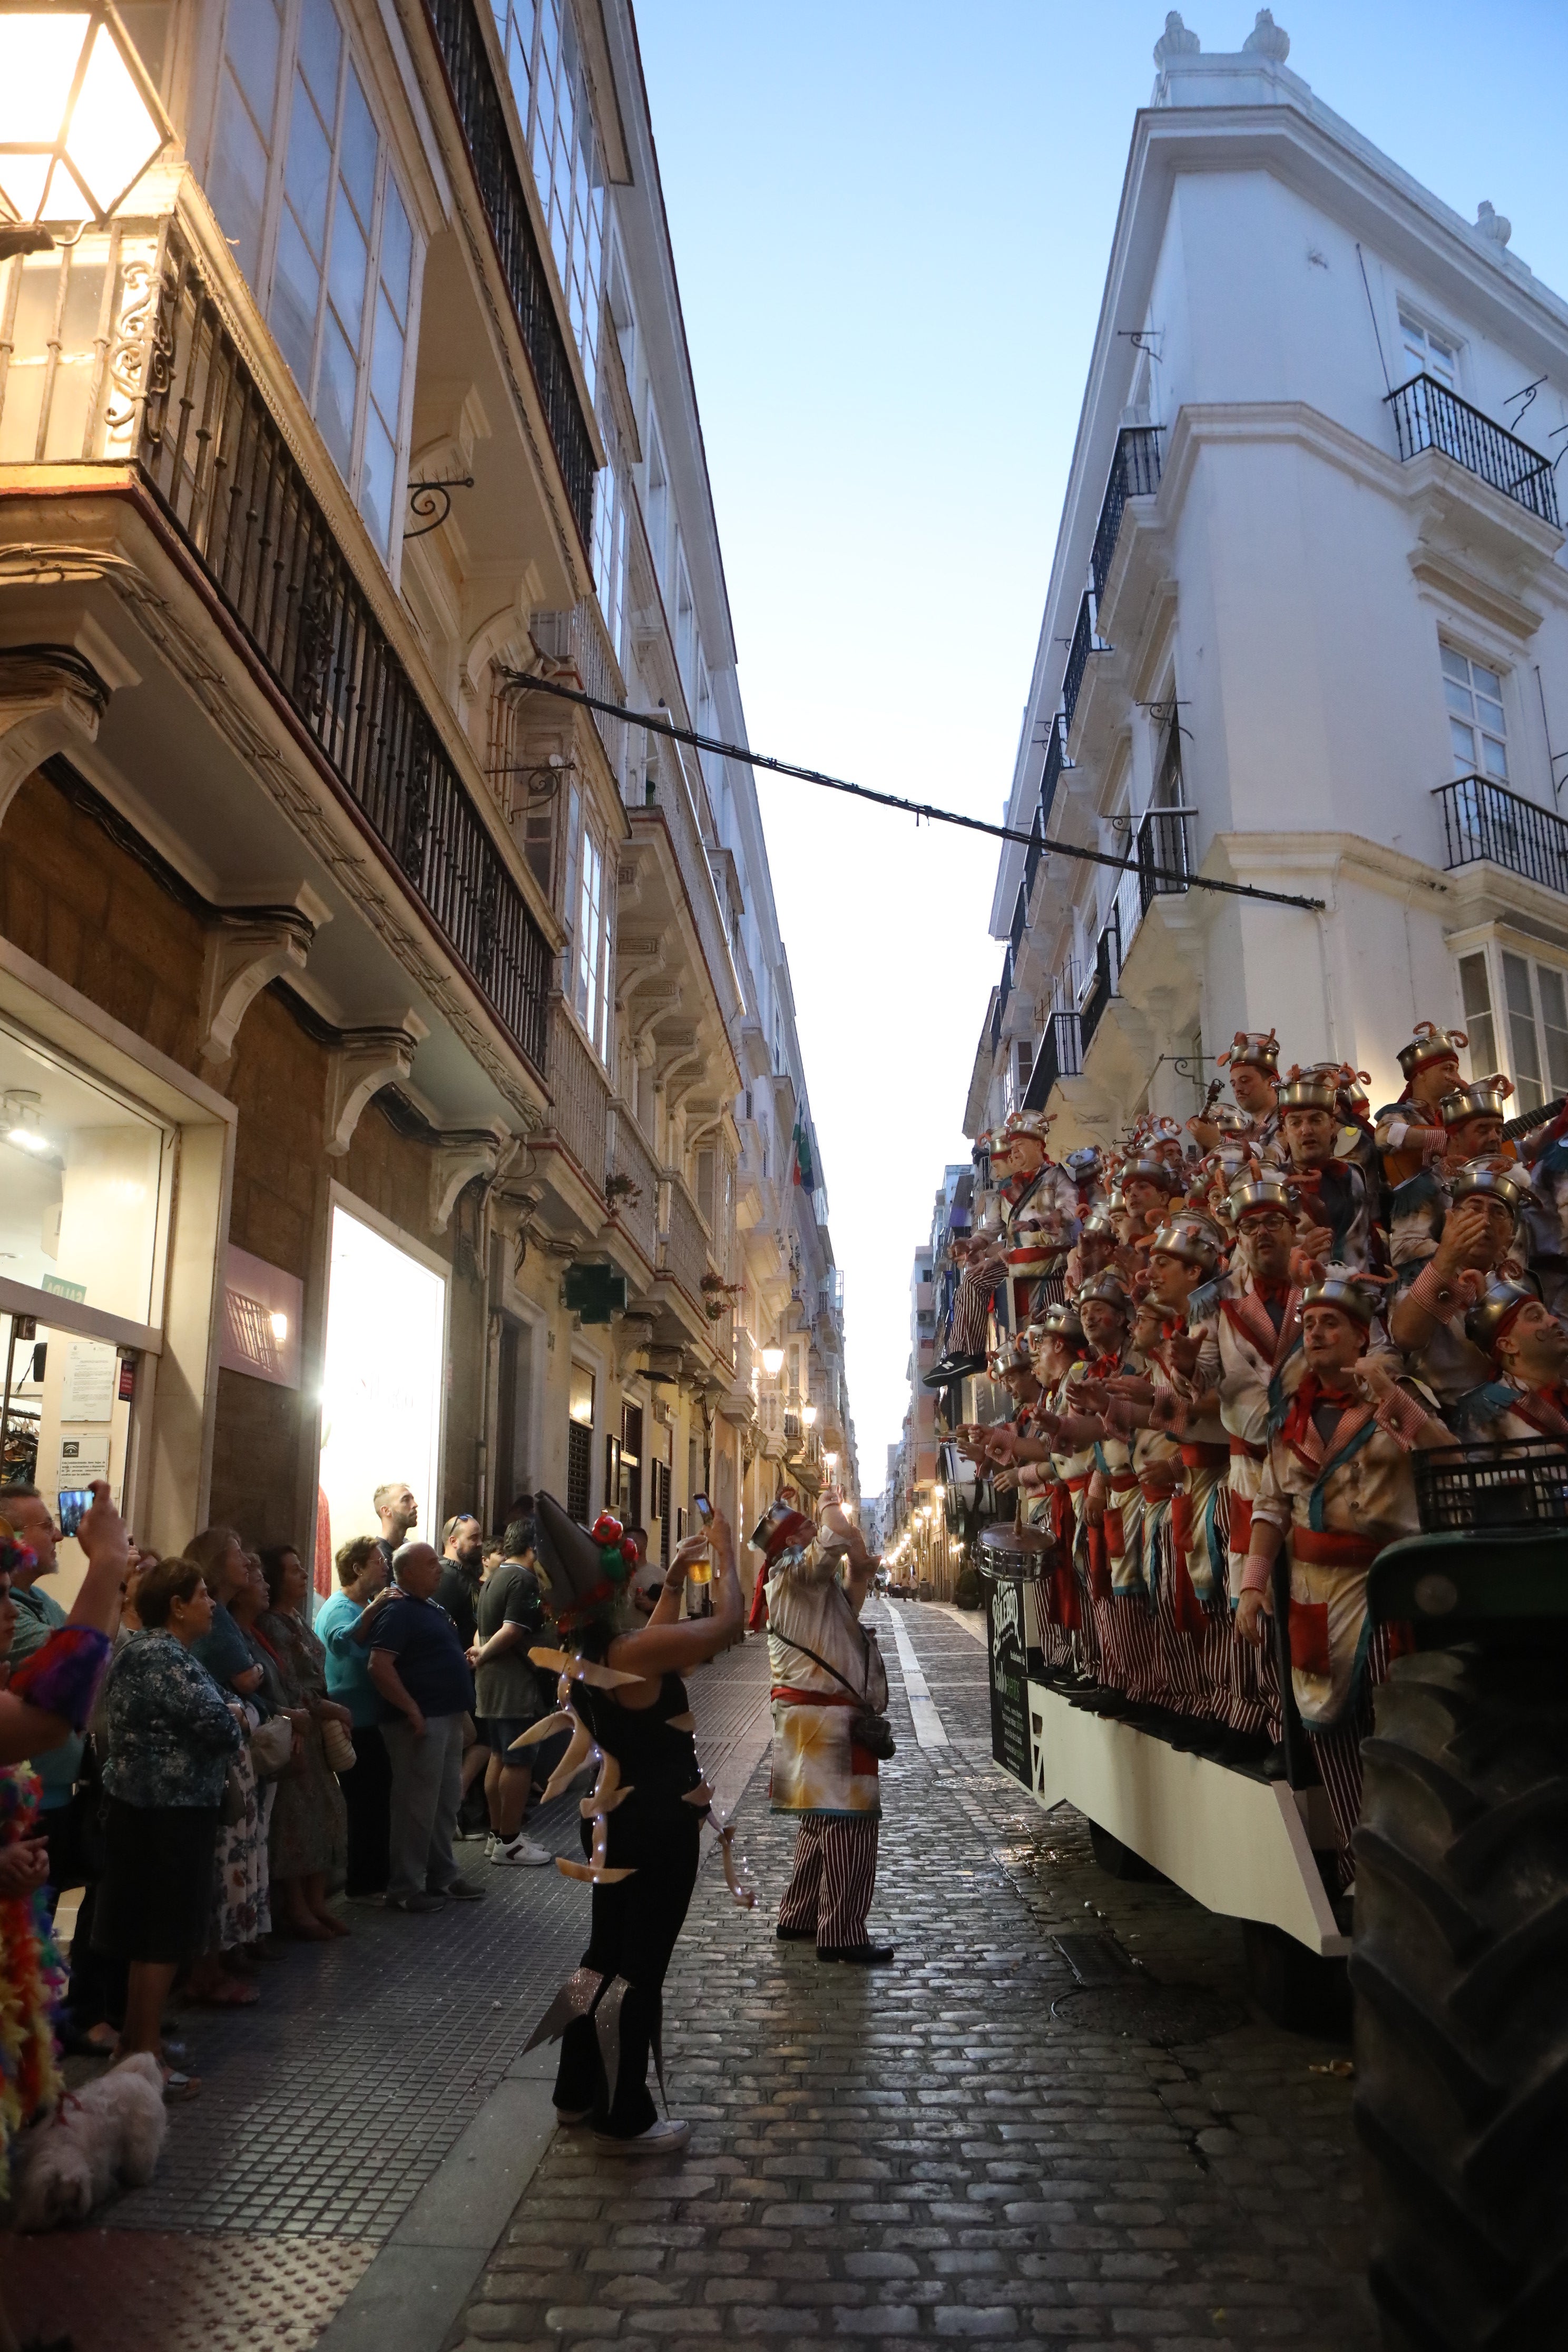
xmin=1475 ymin=200 xmax=1512 ymax=248
xmin=1154 ymin=11 xmax=1200 ymax=67
xmin=1244 ymin=8 xmax=1290 ymax=60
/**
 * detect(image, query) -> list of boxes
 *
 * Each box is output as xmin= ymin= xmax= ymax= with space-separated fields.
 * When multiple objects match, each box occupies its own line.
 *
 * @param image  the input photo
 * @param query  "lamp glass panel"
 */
xmin=0 ymin=153 xmax=54 ymax=224
xmin=65 ymin=22 xmax=162 ymax=215
xmin=0 ymin=16 xmax=86 ymax=170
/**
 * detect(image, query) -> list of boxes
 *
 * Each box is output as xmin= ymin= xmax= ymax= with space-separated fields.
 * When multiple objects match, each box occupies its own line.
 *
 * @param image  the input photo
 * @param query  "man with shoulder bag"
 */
xmin=759 ymin=1496 xmax=895 ymax=1966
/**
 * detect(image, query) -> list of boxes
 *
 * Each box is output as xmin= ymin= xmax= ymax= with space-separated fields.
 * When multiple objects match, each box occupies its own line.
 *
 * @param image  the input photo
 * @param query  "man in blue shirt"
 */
xmin=368 ymin=1541 xmax=486 ymax=1913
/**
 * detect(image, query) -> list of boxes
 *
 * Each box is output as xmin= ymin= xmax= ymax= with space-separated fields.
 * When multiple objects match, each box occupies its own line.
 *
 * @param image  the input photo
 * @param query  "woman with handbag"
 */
xmin=93 ymin=1555 xmax=244 ymax=2096
xmin=761 ymin=1495 xmax=895 ymax=1966
xmin=257 ymin=1546 xmax=351 ymax=1939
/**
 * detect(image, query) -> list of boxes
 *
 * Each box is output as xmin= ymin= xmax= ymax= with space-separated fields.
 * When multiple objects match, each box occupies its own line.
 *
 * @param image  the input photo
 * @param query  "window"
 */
xmin=489 ymin=0 xmax=605 ymax=403
xmin=645 ymin=411 xmax=668 ymax=578
xmin=1443 ymin=645 xmax=1508 ymax=782
xmin=566 ymin=1359 xmax=594 ymax=1520
xmin=1399 ymin=308 xmax=1458 ymax=390
xmin=1458 ymin=946 xmax=1568 ymax=1112
xmin=695 ymin=1148 xmax=715 ymax=1229
xmin=574 ymin=826 xmax=607 ymax=1056
xmin=591 ymin=456 xmax=625 ymax=659
xmin=207 ymin=0 xmax=417 ymax=560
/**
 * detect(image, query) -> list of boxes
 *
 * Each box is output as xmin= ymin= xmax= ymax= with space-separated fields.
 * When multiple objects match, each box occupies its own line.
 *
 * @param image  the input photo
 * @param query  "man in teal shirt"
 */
xmin=1 ymin=1485 xmax=87 ymax=1904
xmin=317 ymin=1533 xmax=395 ymax=1897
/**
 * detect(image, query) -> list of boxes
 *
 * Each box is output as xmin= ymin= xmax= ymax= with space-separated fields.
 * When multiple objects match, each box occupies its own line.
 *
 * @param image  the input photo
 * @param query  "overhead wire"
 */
xmin=498 ymin=668 xmax=1326 ymax=915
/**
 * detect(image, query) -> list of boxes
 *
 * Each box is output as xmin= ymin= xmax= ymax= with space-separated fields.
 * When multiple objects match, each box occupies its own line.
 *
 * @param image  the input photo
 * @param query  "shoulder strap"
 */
xmin=771 ymin=1630 xmax=864 ymax=1699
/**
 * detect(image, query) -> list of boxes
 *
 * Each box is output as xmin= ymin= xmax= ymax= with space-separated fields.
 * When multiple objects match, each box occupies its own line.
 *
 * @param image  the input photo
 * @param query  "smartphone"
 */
xmin=58 ymin=1489 xmax=92 ymax=1538
xmin=688 ymin=1492 xmax=713 ymax=1583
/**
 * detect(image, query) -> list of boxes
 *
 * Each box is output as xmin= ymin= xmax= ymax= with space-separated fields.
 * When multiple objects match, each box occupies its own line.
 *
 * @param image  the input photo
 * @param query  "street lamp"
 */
xmin=801 ymin=1403 xmax=817 ymax=1428
xmin=0 ymin=6 xmax=174 ymax=259
xmin=760 ymin=1344 xmax=785 ymax=1378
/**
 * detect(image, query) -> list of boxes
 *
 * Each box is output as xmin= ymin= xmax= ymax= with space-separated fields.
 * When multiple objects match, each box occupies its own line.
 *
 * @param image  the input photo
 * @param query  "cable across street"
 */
xmin=501 ymin=667 xmax=1327 ymax=915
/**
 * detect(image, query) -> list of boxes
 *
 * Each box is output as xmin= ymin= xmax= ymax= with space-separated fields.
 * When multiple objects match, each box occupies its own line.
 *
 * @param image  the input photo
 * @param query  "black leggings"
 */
xmin=553 ymin=1810 xmax=702 ymax=2138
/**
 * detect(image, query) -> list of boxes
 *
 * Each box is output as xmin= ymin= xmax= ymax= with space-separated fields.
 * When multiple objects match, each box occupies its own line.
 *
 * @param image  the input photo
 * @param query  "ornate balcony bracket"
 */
xmin=0 ymin=644 xmax=114 ymax=828
xmin=325 ymin=1020 xmax=429 ymax=1159
xmin=198 ymin=900 xmax=326 ymax=1074
xmin=430 ymin=1123 xmax=518 ymax=1231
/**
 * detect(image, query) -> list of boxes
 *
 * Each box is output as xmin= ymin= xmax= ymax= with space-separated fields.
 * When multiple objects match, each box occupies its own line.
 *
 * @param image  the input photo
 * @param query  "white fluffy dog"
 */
xmin=12 ymin=2054 xmax=168 ymax=2229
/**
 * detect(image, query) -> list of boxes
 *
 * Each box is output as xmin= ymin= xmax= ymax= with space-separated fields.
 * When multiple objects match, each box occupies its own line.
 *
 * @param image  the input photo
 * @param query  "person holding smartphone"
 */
xmin=526 ymin=1490 xmax=743 ymax=2155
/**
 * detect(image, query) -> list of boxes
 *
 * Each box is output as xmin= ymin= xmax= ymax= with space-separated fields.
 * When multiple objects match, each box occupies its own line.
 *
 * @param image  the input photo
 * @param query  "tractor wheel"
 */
xmin=1350 ymin=1638 xmax=1568 ymax=2350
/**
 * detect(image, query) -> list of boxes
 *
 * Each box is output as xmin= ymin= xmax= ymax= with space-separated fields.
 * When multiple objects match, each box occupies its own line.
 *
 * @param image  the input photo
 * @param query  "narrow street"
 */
xmin=14 ymin=1605 xmax=1375 ymax=2352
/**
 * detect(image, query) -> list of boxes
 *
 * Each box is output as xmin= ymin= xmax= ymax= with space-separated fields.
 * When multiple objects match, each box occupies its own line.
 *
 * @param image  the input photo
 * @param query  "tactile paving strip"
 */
xmin=5 ymin=2228 xmax=374 ymax=2350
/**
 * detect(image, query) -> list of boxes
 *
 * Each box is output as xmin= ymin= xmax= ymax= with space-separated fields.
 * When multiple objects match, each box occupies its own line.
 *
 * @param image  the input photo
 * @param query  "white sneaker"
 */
xmin=483 ymin=1832 xmax=498 ymax=1859
xmin=593 ymin=2118 xmax=690 ymax=2156
xmin=491 ymin=1834 xmax=553 ymax=1867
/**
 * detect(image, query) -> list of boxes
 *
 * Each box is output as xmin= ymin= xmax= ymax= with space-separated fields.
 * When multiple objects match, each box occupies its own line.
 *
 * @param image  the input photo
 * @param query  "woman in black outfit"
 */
xmin=526 ymin=1495 xmax=743 ymax=2157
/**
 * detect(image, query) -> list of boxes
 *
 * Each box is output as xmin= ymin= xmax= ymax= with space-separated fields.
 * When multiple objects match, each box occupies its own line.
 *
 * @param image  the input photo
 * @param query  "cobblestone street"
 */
xmin=11 ymin=1603 xmax=1377 ymax=2352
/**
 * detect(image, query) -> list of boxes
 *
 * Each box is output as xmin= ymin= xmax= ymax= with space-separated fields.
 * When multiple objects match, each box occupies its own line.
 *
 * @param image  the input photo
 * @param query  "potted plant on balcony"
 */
xmin=700 ymin=1273 xmax=741 ymax=1322
xmin=605 ymin=1171 xmax=642 ymax=1211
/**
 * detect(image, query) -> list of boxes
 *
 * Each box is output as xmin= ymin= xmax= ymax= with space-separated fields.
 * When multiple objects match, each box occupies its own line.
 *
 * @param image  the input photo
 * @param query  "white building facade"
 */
xmin=973 ymin=14 xmax=1568 ymax=1146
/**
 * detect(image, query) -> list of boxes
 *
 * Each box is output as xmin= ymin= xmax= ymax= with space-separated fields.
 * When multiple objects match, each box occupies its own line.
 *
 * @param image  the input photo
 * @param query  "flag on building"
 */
xmin=792 ymin=1118 xmax=815 ymax=1189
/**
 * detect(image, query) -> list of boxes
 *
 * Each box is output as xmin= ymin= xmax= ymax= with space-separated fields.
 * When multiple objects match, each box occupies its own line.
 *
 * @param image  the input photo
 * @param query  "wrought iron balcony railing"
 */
xmin=139 ymin=223 xmax=551 ymax=1071
xmin=1135 ymin=803 xmax=1194 ymax=914
xmin=1386 ymin=375 xmax=1559 ymax=528
xmin=1022 ymin=1010 xmax=1083 ymax=1112
xmin=1079 ymin=912 xmax=1120 ymax=1052
xmin=1090 ymin=425 xmax=1163 ymax=600
xmin=423 ymin=0 xmax=597 ymax=551
xmin=1040 ymin=709 xmax=1071 ymax=834
xmin=1434 ymin=773 xmax=1568 ymax=896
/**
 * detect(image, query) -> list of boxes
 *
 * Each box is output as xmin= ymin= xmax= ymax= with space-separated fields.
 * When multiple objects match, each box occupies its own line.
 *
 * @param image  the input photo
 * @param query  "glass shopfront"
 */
xmin=315 ymin=1200 xmax=447 ymax=1575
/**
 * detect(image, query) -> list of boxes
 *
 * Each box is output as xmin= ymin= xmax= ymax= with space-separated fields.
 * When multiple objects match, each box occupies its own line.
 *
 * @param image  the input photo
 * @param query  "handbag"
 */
xmin=772 ymin=1600 xmax=897 ymax=1762
xmin=248 ymin=1712 xmax=295 ymax=1780
xmin=320 ymin=1715 xmax=356 ymax=1775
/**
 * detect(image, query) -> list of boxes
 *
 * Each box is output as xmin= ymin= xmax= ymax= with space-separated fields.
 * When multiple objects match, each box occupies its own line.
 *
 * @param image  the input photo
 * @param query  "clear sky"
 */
xmin=633 ymin=0 xmax=1568 ymax=1491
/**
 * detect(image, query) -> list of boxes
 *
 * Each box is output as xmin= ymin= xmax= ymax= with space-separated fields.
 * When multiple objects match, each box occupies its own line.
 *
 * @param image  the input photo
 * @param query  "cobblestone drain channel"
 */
xmin=439 ymin=1602 xmax=1377 ymax=2352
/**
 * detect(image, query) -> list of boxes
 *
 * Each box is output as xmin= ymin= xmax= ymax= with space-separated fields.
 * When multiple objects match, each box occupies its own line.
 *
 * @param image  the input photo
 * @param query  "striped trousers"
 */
xmin=778 ymin=1816 xmax=880 ymax=1948
xmin=1309 ymin=1620 xmax=1404 ymax=1884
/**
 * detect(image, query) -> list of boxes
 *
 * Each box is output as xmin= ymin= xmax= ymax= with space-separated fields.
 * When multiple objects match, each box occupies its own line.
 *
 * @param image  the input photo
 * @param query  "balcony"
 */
xmin=538 ymin=997 xmax=610 ymax=1192
xmin=422 ymin=0 xmax=597 ymax=551
xmin=115 ymin=221 xmax=552 ymax=1072
xmin=658 ymin=1173 xmax=711 ymax=1304
xmin=1090 ymin=425 xmax=1163 ymax=599
xmin=1079 ymin=917 xmax=1118 ymax=1052
xmin=1039 ymin=708 xmax=1072 ymax=835
xmin=1022 ymin=1010 xmax=1083 ymax=1111
xmin=1386 ymin=376 xmax=1559 ymax=529
xmin=1434 ymin=774 xmax=1568 ymax=896
xmin=1135 ymin=802 xmax=1194 ymax=910
xmin=606 ymin=1106 xmax=661 ymax=1267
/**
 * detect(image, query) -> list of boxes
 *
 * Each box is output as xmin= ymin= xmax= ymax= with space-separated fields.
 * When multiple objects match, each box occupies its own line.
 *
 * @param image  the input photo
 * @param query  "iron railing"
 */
xmin=1090 ymin=425 xmax=1163 ymax=599
xmin=1386 ymin=375 xmax=1559 ymax=528
xmin=1434 ymin=775 xmax=1568 ymax=896
xmin=1022 ymin=1010 xmax=1082 ymax=1111
xmin=1039 ymin=708 xmax=1070 ymax=833
xmin=1079 ymin=913 xmax=1120 ymax=1051
xmin=659 ymin=1174 xmax=710 ymax=1301
xmin=606 ymin=1104 xmax=661 ymax=1265
xmin=541 ymin=997 xmax=610 ymax=1184
xmin=1010 ymin=876 xmax=1029 ymax=958
xmin=422 ymin=0 xmax=597 ymax=550
xmin=1062 ymin=591 xmax=1100 ymax=738
xmin=1136 ymin=803 xmax=1194 ymax=913
xmin=140 ymin=226 xmax=550 ymax=1070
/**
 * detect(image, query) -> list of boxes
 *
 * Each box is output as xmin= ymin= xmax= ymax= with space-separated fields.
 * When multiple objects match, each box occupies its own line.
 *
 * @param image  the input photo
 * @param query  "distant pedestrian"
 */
xmin=258 ymin=1545 xmax=351 ymax=1939
xmin=0 ymin=1487 xmax=86 ymax=1904
xmin=317 ymin=1535 xmax=395 ymax=1897
xmin=368 ymin=1543 xmax=486 ymax=1913
xmin=471 ymin=1516 xmax=553 ymax=1867
xmin=373 ymin=1482 xmax=419 ymax=1574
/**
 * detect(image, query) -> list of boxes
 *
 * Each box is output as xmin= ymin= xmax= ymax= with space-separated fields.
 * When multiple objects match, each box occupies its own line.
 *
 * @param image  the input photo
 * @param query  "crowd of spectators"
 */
xmin=0 ymin=1479 xmax=581 ymax=2112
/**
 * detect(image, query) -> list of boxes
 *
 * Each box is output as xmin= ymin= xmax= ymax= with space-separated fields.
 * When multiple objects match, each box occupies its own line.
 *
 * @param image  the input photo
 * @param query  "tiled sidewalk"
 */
xmin=443 ymin=1600 xmax=1376 ymax=2352
xmin=6 ymin=1633 xmax=775 ymax=2351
